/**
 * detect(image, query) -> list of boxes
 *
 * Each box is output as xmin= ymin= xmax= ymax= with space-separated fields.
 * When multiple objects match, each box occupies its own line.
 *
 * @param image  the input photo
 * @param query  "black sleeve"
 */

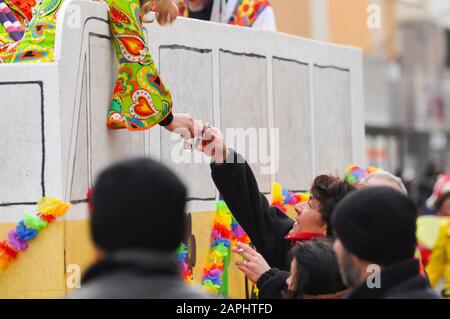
xmin=159 ymin=112 xmax=173 ymax=127
xmin=256 ymin=268 xmax=289 ymax=299
xmin=210 ymin=149 xmax=294 ymax=269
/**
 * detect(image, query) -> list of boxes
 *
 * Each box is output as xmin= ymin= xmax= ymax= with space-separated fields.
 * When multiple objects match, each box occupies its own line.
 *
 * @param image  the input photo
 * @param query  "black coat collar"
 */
xmin=347 ymin=259 xmax=430 ymax=299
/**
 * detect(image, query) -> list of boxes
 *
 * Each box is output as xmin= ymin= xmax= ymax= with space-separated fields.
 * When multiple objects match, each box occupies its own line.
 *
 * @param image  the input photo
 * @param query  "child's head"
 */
xmin=141 ymin=0 xmax=179 ymax=25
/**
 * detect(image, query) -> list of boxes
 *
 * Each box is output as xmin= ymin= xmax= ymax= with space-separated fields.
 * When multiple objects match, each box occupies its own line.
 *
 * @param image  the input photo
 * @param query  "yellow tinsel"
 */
xmin=37 ymin=197 xmax=71 ymax=217
xmin=271 ymin=182 xmax=284 ymax=204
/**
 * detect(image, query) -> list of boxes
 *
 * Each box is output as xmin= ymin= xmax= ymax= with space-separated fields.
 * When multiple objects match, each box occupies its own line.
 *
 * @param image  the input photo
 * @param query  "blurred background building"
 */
xmin=270 ymin=0 xmax=450 ymax=207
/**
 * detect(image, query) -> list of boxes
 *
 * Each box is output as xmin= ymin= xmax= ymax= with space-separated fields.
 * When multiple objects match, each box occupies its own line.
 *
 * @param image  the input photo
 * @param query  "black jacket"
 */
xmin=211 ymin=150 xmax=294 ymax=298
xmin=211 ymin=150 xmax=294 ymax=270
xmin=347 ymin=259 xmax=440 ymax=299
xmin=256 ymin=268 xmax=290 ymax=299
xmin=68 ymin=250 xmax=210 ymax=299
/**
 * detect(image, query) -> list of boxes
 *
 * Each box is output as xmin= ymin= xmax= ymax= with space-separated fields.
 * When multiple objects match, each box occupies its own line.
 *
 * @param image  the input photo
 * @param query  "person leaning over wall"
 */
xmin=197 ymin=123 xmax=354 ymax=298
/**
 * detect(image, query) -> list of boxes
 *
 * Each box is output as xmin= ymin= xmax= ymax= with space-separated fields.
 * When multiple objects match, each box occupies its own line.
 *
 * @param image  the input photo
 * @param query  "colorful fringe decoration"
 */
xmin=0 ymin=0 xmax=25 ymax=41
xmin=201 ymin=200 xmax=250 ymax=296
xmin=344 ymin=165 xmax=382 ymax=186
xmin=271 ymin=182 xmax=310 ymax=213
xmin=0 ymin=196 xmax=71 ymax=270
xmin=177 ymin=242 xmax=194 ymax=283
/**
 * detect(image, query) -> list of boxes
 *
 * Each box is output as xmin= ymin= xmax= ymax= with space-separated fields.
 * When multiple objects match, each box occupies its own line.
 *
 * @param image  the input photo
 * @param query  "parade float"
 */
xmin=0 ymin=0 xmax=365 ymax=298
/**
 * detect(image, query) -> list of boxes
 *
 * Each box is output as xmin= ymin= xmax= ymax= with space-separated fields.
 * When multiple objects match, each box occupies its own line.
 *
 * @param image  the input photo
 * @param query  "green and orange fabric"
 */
xmin=105 ymin=0 xmax=172 ymax=131
xmin=0 ymin=0 xmax=172 ymax=131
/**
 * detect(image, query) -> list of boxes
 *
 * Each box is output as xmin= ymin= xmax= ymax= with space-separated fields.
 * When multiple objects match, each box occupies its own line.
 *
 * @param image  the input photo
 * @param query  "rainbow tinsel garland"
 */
xmin=0 ymin=197 xmax=71 ymax=270
xmin=177 ymin=242 xmax=194 ymax=283
xmin=179 ymin=181 xmax=323 ymax=293
xmin=271 ymin=182 xmax=310 ymax=213
xmin=201 ymin=200 xmax=251 ymax=295
xmin=272 ymin=166 xmax=384 ymax=212
xmin=179 ymin=173 xmax=386 ymax=291
xmin=344 ymin=165 xmax=382 ymax=186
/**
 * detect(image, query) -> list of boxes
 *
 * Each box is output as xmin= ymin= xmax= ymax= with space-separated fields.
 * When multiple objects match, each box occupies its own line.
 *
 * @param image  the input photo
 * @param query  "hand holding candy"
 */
xmin=164 ymin=113 xmax=203 ymax=149
xmin=197 ymin=123 xmax=229 ymax=163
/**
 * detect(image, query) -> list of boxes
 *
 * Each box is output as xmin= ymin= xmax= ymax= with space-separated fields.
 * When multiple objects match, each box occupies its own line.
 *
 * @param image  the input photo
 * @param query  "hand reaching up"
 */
xmin=196 ymin=123 xmax=229 ymax=163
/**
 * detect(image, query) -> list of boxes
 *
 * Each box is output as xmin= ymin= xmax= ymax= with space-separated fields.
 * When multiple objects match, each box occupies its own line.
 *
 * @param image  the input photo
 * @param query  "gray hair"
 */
xmin=362 ymin=171 xmax=408 ymax=195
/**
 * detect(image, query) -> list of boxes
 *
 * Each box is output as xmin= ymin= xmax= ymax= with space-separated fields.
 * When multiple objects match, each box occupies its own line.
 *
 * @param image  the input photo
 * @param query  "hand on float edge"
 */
xmin=154 ymin=0 xmax=179 ymax=25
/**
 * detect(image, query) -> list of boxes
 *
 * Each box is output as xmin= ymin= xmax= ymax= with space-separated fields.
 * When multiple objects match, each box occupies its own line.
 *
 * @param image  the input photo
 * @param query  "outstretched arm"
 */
xmin=199 ymin=125 xmax=294 ymax=269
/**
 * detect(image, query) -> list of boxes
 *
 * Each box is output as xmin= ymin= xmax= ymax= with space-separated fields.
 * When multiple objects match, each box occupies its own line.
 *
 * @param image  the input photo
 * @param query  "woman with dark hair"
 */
xmin=198 ymin=124 xmax=355 ymax=298
xmin=287 ymin=174 xmax=353 ymax=239
xmin=230 ymin=173 xmax=354 ymax=298
xmin=285 ymin=239 xmax=348 ymax=299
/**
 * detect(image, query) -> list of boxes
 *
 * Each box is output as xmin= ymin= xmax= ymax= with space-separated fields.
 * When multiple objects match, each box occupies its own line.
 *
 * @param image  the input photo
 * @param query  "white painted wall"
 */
xmin=0 ymin=0 xmax=365 ymax=221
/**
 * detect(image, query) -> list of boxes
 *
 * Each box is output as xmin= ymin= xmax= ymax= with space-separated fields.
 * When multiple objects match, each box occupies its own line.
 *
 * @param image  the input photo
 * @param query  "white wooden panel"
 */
xmin=159 ymin=46 xmax=216 ymax=200
xmin=0 ymin=63 xmax=61 ymax=222
xmin=314 ymin=66 xmax=353 ymax=175
xmin=273 ymin=58 xmax=312 ymax=191
xmin=88 ymin=36 xmax=146 ymax=182
xmin=0 ymin=83 xmax=43 ymax=203
xmin=69 ymin=65 xmax=89 ymax=201
xmin=219 ymin=51 xmax=271 ymax=193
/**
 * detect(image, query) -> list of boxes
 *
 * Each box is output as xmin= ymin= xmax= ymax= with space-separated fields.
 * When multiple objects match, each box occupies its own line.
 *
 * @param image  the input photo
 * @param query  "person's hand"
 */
xmin=197 ymin=123 xmax=229 ymax=163
xmin=232 ymin=242 xmax=270 ymax=283
xmin=155 ymin=0 xmax=179 ymax=25
xmin=164 ymin=113 xmax=202 ymax=149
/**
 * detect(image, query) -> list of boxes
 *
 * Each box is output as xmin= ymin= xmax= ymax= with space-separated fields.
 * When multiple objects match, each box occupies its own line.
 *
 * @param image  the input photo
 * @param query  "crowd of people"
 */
xmin=68 ymin=121 xmax=449 ymax=299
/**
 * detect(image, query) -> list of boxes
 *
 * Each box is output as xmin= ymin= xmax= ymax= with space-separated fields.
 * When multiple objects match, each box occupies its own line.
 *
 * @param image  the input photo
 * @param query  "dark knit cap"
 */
xmin=91 ymin=157 xmax=187 ymax=252
xmin=332 ymin=187 xmax=417 ymax=266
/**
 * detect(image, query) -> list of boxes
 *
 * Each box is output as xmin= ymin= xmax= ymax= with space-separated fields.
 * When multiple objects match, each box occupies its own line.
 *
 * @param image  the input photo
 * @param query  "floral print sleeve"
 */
xmin=104 ymin=0 xmax=173 ymax=131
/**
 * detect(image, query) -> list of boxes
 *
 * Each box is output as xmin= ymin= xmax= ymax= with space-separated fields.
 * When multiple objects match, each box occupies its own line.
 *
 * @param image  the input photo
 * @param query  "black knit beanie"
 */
xmin=91 ymin=157 xmax=187 ymax=252
xmin=331 ymin=187 xmax=417 ymax=266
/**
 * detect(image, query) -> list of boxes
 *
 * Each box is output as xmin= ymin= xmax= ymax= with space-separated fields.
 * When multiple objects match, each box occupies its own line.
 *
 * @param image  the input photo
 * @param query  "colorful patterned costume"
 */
xmin=105 ymin=0 xmax=172 ymax=130
xmin=177 ymin=0 xmax=271 ymax=27
xmin=0 ymin=0 xmax=172 ymax=131
xmin=0 ymin=0 xmax=272 ymax=130
xmin=0 ymin=0 xmax=59 ymax=63
xmin=0 ymin=0 xmax=25 ymax=42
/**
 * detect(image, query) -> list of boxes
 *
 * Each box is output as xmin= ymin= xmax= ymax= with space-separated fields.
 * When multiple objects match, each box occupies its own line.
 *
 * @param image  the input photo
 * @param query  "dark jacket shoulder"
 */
xmin=68 ymin=250 xmax=211 ymax=299
xmin=256 ymin=268 xmax=290 ymax=299
xmin=348 ymin=259 xmax=440 ymax=299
